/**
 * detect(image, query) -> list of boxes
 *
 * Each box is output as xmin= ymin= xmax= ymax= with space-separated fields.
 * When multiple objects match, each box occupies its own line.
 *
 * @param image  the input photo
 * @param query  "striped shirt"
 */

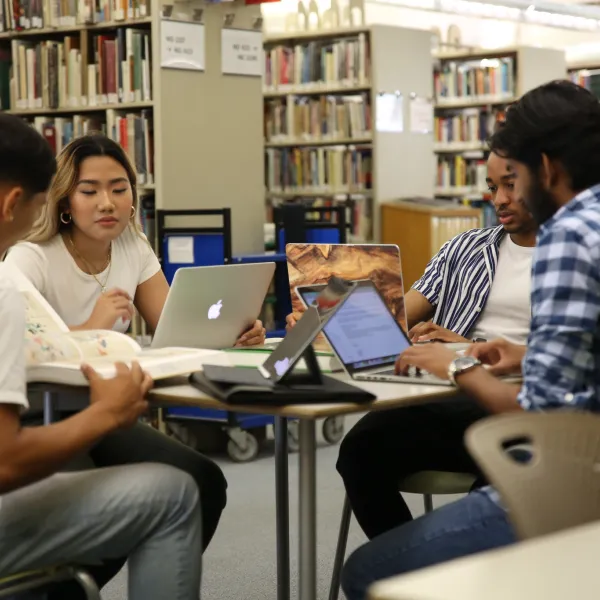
xmin=412 ymin=226 xmax=506 ymax=337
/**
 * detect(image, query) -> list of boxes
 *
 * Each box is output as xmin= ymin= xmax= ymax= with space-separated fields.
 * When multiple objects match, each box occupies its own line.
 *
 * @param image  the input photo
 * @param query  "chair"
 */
xmin=465 ymin=411 xmax=600 ymax=540
xmin=156 ymin=208 xmax=233 ymax=284
xmin=274 ymin=204 xmax=349 ymax=251
xmin=0 ymin=565 xmax=100 ymax=599
xmin=328 ymin=470 xmax=476 ymax=600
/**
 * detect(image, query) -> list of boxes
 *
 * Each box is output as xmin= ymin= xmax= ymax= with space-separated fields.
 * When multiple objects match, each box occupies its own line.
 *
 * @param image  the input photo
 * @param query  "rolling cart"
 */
xmin=165 ymin=407 xmax=344 ymax=463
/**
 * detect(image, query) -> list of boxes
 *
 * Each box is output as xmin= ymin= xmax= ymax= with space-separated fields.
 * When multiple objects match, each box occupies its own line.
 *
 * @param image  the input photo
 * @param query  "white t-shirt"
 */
xmin=469 ymin=235 xmax=534 ymax=345
xmin=4 ymin=227 xmax=161 ymax=333
xmin=0 ymin=264 xmax=29 ymax=413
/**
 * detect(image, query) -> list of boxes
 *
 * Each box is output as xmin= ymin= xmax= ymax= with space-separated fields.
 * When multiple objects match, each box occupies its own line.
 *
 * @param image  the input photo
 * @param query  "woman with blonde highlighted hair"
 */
xmin=4 ymin=133 xmax=263 ymax=597
xmin=8 ymin=133 xmax=265 ymax=342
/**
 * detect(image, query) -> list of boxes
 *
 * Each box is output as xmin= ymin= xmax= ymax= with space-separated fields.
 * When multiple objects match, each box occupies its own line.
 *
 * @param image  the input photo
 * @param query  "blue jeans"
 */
xmin=0 ymin=463 xmax=202 ymax=600
xmin=342 ymin=489 xmax=517 ymax=600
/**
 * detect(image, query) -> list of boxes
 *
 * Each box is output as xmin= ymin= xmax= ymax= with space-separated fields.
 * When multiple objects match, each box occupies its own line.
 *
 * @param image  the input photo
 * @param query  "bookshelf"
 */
xmin=433 ymin=46 xmax=567 ymax=201
xmin=569 ymin=62 xmax=600 ymax=98
xmin=262 ymin=25 xmax=434 ymax=244
xmin=0 ymin=0 xmax=266 ymax=256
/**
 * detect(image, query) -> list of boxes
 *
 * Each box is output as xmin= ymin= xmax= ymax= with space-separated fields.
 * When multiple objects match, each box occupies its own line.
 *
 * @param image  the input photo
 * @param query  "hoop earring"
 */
xmin=130 ymin=206 xmax=136 ymax=219
xmin=60 ymin=212 xmax=72 ymax=225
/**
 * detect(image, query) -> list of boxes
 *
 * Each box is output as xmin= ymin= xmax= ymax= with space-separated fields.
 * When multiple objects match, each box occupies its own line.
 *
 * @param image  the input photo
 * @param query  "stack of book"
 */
xmin=570 ymin=68 xmax=600 ymax=99
xmin=264 ymin=93 xmax=371 ymax=142
xmin=434 ymin=107 xmax=504 ymax=147
xmin=9 ymin=28 xmax=151 ymax=111
xmin=1 ymin=0 xmax=150 ymax=32
xmin=435 ymin=57 xmax=515 ymax=103
xmin=106 ymin=108 xmax=153 ymax=185
xmin=436 ymin=155 xmax=488 ymax=194
xmin=264 ymin=33 xmax=370 ymax=91
xmin=265 ymin=146 xmax=372 ymax=195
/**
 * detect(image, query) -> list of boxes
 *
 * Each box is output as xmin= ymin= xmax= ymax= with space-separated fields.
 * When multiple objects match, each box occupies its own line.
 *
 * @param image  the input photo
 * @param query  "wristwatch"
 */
xmin=448 ymin=356 xmax=481 ymax=386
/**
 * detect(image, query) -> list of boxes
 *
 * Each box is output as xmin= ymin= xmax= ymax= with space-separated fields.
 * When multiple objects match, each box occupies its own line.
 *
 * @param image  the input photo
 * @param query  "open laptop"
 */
xmin=191 ymin=277 xmax=376 ymax=405
xmin=286 ymin=242 xmax=407 ymax=331
xmin=152 ymin=263 xmax=275 ymax=350
xmin=296 ymin=279 xmax=456 ymax=386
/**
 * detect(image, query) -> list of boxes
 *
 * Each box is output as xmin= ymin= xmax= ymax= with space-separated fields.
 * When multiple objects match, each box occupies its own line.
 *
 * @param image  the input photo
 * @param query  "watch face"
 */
xmin=454 ymin=356 xmax=478 ymax=370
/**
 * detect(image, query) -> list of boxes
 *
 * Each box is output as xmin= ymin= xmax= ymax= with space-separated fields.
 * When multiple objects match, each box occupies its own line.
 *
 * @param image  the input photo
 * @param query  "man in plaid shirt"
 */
xmin=342 ymin=79 xmax=600 ymax=599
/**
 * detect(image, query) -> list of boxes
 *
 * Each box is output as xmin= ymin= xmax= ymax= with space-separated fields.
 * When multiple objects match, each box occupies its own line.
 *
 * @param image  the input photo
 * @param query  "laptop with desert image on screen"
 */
xmin=285 ymin=243 xmax=407 ymax=334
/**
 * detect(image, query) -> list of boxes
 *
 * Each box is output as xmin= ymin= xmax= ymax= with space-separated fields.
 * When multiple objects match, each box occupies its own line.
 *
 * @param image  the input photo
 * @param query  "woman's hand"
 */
xmin=408 ymin=321 xmax=470 ymax=343
xmin=465 ymin=339 xmax=526 ymax=376
xmin=235 ymin=320 xmax=266 ymax=347
xmin=84 ymin=288 xmax=134 ymax=330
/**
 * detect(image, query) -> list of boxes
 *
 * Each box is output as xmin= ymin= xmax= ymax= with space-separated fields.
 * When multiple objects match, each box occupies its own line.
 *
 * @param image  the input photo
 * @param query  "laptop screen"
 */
xmin=297 ymin=280 xmax=411 ymax=373
xmin=260 ymin=277 xmax=357 ymax=382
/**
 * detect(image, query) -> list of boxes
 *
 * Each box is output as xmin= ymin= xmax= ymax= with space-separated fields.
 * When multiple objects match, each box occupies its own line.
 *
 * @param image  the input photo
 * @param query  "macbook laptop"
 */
xmin=296 ymin=279 xmax=456 ymax=386
xmin=286 ymin=242 xmax=407 ymax=331
xmin=152 ymin=263 xmax=276 ymax=350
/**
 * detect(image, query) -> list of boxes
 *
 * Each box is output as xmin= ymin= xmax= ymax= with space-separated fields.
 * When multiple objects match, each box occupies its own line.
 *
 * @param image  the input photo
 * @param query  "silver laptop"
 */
xmin=295 ymin=279 xmax=453 ymax=386
xmin=152 ymin=263 xmax=276 ymax=350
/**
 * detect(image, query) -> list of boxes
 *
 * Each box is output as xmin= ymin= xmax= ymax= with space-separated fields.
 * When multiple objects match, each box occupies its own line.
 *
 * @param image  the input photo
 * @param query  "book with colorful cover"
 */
xmin=5 ymin=266 xmax=227 ymax=385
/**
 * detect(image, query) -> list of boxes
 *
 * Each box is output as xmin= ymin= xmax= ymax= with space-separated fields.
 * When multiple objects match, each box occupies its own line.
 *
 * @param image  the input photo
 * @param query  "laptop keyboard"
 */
xmin=377 ymin=368 xmax=397 ymax=376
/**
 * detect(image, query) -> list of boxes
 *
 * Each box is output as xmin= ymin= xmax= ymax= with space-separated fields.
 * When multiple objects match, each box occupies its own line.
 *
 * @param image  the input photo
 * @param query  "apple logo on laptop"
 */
xmin=274 ymin=357 xmax=290 ymax=377
xmin=208 ymin=299 xmax=223 ymax=320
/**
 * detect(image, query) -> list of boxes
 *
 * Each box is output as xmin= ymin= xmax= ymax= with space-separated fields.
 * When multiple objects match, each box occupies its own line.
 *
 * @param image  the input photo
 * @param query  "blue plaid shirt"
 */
xmin=485 ymin=184 xmax=600 ymax=508
xmin=517 ymin=184 xmax=600 ymax=412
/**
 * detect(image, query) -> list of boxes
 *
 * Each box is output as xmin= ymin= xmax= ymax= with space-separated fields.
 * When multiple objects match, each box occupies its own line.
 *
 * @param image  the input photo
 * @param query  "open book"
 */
xmin=15 ymin=270 xmax=227 ymax=385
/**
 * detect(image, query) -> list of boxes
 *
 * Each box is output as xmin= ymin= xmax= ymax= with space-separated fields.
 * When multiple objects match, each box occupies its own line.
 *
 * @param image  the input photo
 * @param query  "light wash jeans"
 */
xmin=342 ymin=489 xmax=517 ymax=600
xmin=0 ymin=463 xmax=202 ymax=600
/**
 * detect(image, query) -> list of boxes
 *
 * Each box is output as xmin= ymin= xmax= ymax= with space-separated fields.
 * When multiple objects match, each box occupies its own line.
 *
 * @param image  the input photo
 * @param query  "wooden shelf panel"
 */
xmin=5 ymin=101 xmax=154 ymax=116
xmin=264 ymin=83 xmax=371 ymax=98
xmin=263 ymin=27 xmax=370 ymax=44
xmin=265 ymin=136 xmax=372 ymax=148
xmin=435 ymin=95 xmax=516 ymax=109
xmin=0 ymin=17 xmax=152 ymax=39
xmin=266 ymin=189 xmax=372 ymax=199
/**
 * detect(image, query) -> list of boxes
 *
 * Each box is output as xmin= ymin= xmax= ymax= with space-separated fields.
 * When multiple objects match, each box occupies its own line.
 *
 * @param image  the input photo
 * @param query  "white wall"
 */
xmin=262 ymin=0 xmax=600 ymax=60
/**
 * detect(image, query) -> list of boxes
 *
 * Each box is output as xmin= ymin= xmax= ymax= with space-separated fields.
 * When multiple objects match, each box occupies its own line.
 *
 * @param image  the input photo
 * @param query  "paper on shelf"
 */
xmin=167 ymin=236 xmax=195 ymax=264
xmin=410 ymin=95 xmax=434 ymax=134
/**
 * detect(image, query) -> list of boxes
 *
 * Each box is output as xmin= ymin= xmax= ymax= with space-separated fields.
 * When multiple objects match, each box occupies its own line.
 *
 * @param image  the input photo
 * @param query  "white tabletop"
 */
xmin=369 ymin=520 xmax=600 ymax=600
xmin=150 ymin=376 xmax=457 ymax=419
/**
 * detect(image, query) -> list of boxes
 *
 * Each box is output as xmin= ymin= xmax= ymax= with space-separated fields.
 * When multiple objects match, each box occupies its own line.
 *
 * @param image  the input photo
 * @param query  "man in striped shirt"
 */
xmin=342 ymin=80 xmax=600 ymax=600
xmin=337 ymin=150 xmax=537 ymax=541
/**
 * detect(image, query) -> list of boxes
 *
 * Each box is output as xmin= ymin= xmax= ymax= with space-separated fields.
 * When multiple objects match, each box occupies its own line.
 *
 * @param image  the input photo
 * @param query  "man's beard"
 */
xmin=525 ymin=176 xmax=558 ymax=226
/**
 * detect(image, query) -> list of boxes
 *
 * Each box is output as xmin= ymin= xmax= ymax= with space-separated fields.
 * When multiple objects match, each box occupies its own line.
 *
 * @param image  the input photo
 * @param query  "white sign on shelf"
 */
xmin=376 ymin=92 xmax=403 ymax=133
xmin=161 ymin=19 xmax=205 ymax=72
xmin=409 ymin=95 xmax=434 ymax=134
xmin=167 ymin=236 xmax=195 ymax=264
xmin=221 ymin=28 xmax=262 ymax=77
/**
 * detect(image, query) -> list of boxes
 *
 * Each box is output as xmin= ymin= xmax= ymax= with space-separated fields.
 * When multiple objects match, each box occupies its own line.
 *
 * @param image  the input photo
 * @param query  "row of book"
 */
xmin=0 ymin=0 xmax=150 ymax=32
xmin=434 ymin=57 xmax=515 ymax=102
xmin=9 ymin=29 xmax=151 ymax=111
xmin=28 ymin=109 xmax=154 ymax=185
xmin=570 ymin=69 xmax=600 ymax=99
xmin=436 ymin=156 xmax=488 ymax=191
xmin=264 ymin=93 xmax=371 ymax=142
xmin=264 ymin=34 xmax=370 ymax=91
xmin=434 ymin=107 xmax=505 ymax=145
xmin=265 ymin=147 xmax=372 ymax=194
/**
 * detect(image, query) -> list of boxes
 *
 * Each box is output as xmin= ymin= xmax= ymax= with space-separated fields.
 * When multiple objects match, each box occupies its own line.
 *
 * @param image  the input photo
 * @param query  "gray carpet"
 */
xmin=102 ymin=415 xmax=465 ymax=599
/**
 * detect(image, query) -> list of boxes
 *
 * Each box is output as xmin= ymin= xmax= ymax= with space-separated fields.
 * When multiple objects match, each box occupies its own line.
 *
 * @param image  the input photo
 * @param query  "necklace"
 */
xmin=67 ymin=235 xmax=112 ymax=293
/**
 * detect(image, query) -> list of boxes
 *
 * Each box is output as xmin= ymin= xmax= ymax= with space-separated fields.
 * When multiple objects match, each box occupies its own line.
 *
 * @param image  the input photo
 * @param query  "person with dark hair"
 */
xmin=3 ymin=133 xmax=240 ymax=593
xmin=0 ymin=113 xmax=203 ymax=599
xmin=342 ymin=79 xmax=600 ymax=599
